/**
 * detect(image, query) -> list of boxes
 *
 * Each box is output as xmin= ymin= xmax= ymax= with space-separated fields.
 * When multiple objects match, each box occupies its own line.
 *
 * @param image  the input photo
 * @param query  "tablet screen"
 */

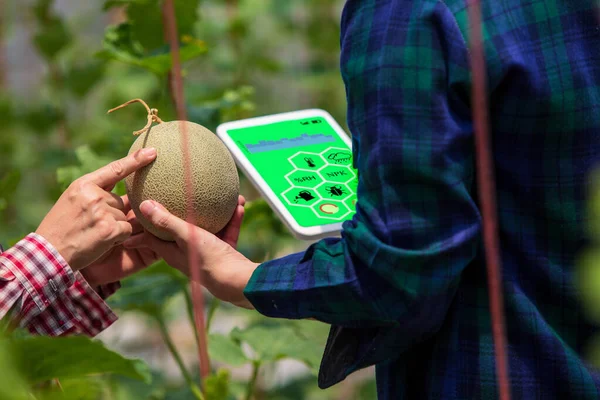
xmin=223 ymin=115 xmax=358 ymax=228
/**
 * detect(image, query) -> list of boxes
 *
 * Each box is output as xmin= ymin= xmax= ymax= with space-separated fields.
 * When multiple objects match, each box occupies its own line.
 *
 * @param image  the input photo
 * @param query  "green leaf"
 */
xmin=208 ymin=334 xmax=249 ymax=366
xmin=126 ymin=0 xmax=164 ymax=51
xmin=34 ymin=377 xmax=104 ymax=400
xmin=98 ymin=23 xmax=207 ymax=76
xmin=5 ymin=335 xmax=151 ymax=385
xmin=64 ymin=61 xmax=106 ymax=97
xmin=231 ymin=322 xmax=325 ymax=374
xmin=0 ymin=338 xmax=29 ymax=400
xmin=107 ymin=260 xmax=188 ymax=316
xmin=105 ymin=372 xmax=167 ymax=400
xmin=204 ymin=369 xmax=231 ymax=400
xmin=32 ymin=0 xmax=72 ymax=60
xmin=126 ymin=0 xmax=200 ymax=51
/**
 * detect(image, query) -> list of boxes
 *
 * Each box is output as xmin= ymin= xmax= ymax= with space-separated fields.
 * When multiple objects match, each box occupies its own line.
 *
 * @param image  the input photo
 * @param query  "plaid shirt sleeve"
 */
xmin=0 ymin=233 xmax=118 ymax=336
xmin=243 ymin=0 xmax=480 ymax=383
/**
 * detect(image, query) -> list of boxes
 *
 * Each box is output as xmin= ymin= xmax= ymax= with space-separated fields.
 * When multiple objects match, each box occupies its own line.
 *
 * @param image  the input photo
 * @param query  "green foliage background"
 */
xmin=0 ymin=0 xmax=376 ymax=399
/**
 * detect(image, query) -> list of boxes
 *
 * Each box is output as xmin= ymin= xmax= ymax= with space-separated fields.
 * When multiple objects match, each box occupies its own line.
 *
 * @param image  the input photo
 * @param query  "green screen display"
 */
xmin=226 ymin=116 xmax=357 ymax=227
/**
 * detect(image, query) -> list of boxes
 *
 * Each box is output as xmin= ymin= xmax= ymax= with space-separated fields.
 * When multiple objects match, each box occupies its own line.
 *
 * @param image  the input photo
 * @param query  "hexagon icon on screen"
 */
xmin=321 ymin=148 xmax=352 ymax=166
xmin=285 ymin=170 xmax=323 ymax=188
xmin=282 ymin=187 xmax=319 ymax=207
xmin=288 ymin=152 xmax=326 ymax=170
xmin=311 ymin=199 xmax=352 ymax=220
xmin=315 ymin=182 xmax=352 ymax=201
xmin=318 ymin=165 xmax=354 ymax=184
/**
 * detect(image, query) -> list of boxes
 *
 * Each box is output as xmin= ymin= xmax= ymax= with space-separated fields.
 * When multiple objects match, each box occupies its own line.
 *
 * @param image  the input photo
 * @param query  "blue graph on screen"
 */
xmin=244 ymin=133 xmax=335 ymax=153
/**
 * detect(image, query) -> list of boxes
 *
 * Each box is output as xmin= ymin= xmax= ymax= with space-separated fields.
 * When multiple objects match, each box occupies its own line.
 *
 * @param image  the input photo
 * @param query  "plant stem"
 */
xmin=206 ymin=296 xmax=221 ymax=333
xmin=245 ymin=361 xmax=261 ymax=400
xmin=156 ymin=315 xmax=205 ymax=400
xmin=184 ymin=287 xmax=200 ymax=344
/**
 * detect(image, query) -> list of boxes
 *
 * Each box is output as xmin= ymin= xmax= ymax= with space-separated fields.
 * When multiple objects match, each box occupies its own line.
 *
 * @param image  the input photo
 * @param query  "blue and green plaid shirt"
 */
xmin=244 ymin=0 xmax=600 ymax=398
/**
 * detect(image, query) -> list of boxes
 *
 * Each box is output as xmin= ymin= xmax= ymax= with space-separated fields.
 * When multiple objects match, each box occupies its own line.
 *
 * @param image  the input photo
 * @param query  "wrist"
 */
xmin=206 ymin=260 xmax=258 ymax=309
xmin=79 ymin=267 xmax=99 ymax=289
xmin=234 ymin=261 xmax=259 ymax=309
xmin=34 ymin=230 xmax=77 ymax=270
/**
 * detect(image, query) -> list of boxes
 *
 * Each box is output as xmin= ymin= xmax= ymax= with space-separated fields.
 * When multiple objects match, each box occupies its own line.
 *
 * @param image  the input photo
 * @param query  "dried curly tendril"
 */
xmin=107 ymin=98 xmax=164 ymax=136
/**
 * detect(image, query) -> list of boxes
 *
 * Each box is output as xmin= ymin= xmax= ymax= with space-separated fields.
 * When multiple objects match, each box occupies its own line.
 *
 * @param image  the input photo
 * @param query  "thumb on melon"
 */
xmin=139 ymin=200 xmax=195 ymax=241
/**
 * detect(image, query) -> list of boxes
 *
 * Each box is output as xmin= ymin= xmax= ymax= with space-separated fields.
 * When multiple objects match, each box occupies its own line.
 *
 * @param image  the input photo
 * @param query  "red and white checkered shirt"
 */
xmin=0 ymin=233 xmax=119 ymax=336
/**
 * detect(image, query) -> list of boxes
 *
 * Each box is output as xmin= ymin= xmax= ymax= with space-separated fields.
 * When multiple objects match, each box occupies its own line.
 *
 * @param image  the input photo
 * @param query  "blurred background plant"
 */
xmin=0 ymin=0 xmax=376 ymax=398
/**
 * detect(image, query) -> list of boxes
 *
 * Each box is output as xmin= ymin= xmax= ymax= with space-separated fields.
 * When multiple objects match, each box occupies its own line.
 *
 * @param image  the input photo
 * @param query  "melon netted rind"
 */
xmin=125 ymin=120 xmax=240 ymax=241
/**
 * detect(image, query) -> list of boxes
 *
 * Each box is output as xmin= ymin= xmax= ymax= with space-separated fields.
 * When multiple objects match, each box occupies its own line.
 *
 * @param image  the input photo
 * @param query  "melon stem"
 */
xmin=107 ymin=98 xmax=164 ymax=136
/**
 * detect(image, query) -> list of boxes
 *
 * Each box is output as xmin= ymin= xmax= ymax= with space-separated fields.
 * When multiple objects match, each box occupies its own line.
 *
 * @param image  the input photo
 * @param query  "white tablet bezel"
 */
xmin=216 ymin=109 xmax=353 ymax=240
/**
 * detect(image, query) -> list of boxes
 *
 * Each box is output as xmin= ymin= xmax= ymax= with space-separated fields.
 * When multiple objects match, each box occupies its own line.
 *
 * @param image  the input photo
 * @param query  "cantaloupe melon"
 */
xmin=124 ymin=120 xmax=240 ymax=241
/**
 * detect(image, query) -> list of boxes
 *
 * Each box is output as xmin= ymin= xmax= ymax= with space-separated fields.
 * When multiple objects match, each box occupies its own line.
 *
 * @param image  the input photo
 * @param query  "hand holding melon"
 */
xmin=123 ymin=194 xmax=257 ymax=308
xmin=108 ymin=99 xmax=240 ymax=242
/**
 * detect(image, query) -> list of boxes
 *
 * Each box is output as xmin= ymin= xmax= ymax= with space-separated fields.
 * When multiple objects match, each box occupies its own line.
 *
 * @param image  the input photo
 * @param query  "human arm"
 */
xmin=0 ymin=234 xmax=119 ymax=336
xmin=127 ymin=0 xmax=477 ymax=330
xmin=0 ymin=147 xmax=159 ymax=336
xmin=125 ymin=0 xmax=479 ymax=383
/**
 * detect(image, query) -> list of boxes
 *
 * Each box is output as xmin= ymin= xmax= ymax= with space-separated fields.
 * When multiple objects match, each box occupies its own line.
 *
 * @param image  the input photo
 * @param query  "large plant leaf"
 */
xmin=5 ymin=335 xmax=151 ymax=385
xmin=208 ymin=333 xmax=249 ymax=367
xmin=126 ymin=0 xmax=200 ymax=51
xmin=126 ymin=0 xmax=163 ymax=51
xmin=106 ymin=372 xmax=167 ymax=400
xmin=0 ymin=338 xmax=29 ymax=399
xmin=34 ymin=377 xmax=104 ymax=400
xmin=231 ymin=322 xmax=325 ymax=374
xmin=98 ymin=23 xmax=207 ymax=76
xmin=107 ymin=260 xmax=188 ymax=316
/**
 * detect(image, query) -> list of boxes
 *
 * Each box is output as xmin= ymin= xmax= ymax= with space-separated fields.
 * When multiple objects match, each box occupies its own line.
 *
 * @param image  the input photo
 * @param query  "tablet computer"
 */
xmin=216 ymin=109 xmax=357 ymax=240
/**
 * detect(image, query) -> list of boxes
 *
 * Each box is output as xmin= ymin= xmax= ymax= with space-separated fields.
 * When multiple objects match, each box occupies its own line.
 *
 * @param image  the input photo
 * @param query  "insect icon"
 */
xmin=325 ymin=185 xmax=347 ymax=197
xmin=294 ymin=190 xmax=316 ymax=203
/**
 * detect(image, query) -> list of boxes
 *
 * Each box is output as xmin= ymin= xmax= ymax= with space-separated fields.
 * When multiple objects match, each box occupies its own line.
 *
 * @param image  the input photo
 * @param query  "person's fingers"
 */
xmin=238 ymin=195 xmax=246 ymax=207
xmin=112 ymin=220 xmax=134 ymax=244
xmin=105 ymin=205 xmax=127 ymax=222
xmin=121 ymin=232 xmax=147 ymax=248
xmin=121 ymin=195 xmax=132 ymax=214
xmin=85 ymin=148 xmax=157 ymax=191
xmin=106 ymin=192 xmax=126 ymax=212
xmin=126 ymin=210 xmax=144 ymax=234
xmin=123 ymin=231 xmax=174 ymax=256
xmin=138 ymin=200 xmax=191 ymax=241
xmin=220 ymin=204 xmax=245 ymax=247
